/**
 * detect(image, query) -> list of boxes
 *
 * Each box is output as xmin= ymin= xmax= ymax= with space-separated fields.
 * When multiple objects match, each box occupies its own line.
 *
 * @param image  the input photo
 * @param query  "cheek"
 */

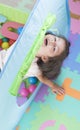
xmin=44 ymin=48 xmax=50 ymax=56
xmin=46 ymin=48 xmax=51 ymax=53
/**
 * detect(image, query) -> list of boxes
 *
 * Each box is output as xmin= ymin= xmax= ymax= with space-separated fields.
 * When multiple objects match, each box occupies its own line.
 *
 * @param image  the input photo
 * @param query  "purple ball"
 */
xmin=20 ymin=88 xmax=30 ymax=97
xmin=28 ymin=85 xmax=36 ymax=93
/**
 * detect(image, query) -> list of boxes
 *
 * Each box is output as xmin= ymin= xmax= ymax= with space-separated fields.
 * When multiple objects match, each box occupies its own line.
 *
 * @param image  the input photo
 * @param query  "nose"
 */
xmin=49 ymin=39 xmax=56 ymax=46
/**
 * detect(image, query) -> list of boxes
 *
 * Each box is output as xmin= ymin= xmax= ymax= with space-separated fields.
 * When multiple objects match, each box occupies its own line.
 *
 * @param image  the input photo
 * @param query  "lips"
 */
xmin=44 ymin=39 xmax=48 ymax=46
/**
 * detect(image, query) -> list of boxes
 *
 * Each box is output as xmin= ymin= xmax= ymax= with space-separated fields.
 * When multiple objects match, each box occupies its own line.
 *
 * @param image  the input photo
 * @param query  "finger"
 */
xmin=58 ymin=89 xmax=65 ymax=95
xmin=53 ymin=89 xmax=65 ymax=95
xmin=59 ymin=88 xmax=65 ymax=94
xmin=53 ymin=91 xmax=57 ymax=94
xmin=56 ymin=91 xmax=63 ymax=96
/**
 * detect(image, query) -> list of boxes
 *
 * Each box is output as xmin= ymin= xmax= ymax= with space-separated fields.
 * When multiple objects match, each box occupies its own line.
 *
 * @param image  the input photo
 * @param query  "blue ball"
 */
xmin=17 ymin=27 xmax=23 ymax=34
xmin=28 ymin=77 xmax=38 ymax=84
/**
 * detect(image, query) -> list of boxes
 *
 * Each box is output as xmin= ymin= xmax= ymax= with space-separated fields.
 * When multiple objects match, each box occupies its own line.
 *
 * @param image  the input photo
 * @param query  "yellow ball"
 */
xmin=1 ymin=42 xmax=9 ymax=49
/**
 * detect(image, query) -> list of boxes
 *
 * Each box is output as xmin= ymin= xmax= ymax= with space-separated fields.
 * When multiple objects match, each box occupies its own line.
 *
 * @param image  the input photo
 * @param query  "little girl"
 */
xmin=24 ymin=32 xmax=70 ymax=95
xmin=0 ymin=32 xmax=70 ymax=95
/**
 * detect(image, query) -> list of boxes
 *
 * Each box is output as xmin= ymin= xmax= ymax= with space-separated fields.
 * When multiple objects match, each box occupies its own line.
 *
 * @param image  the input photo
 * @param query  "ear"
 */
xmin=41 ymin=56 xmax=48 ymax=62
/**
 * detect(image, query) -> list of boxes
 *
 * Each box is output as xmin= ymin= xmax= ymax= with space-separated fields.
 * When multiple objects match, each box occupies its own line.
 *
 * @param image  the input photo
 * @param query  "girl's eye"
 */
xmin=54 ymin=37 xmax=56 ymax=41
xmin=53 ymin=47 xmax=56 ymax=51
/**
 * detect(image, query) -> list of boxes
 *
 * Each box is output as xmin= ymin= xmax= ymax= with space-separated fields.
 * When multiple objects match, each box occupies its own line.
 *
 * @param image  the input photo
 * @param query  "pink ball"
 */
xmin=0 ymin=48 xmax=2 ymax=51
xmin=20 ymin=88 xmax=30 ymax=97
xmin=28 ymin=85 xmax=36 ymax=93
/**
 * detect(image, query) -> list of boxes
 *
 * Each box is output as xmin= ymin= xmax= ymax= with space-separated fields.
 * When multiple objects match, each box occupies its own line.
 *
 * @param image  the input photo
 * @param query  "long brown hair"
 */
xmin=37 ymin=34 xmax=70 ymax=79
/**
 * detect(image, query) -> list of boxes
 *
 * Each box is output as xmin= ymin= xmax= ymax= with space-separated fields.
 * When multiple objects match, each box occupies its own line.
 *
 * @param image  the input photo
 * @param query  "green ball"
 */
xmin=2 ymin=37 xmax=9 ymax=42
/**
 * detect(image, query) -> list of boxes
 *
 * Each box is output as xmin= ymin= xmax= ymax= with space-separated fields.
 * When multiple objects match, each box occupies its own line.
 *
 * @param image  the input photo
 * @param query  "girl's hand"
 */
xmin=37 ymin=75 xmax=65 ymax=95
xmin=51 ymin=83 xmax=65 ymax=95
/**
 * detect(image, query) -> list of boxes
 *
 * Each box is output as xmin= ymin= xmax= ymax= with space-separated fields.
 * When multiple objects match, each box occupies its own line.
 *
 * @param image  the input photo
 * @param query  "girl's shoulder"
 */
xmin=23 ymin=57 xmax=42 ymax=79
xmin=29 ymin=57 xmax=41 ymax=75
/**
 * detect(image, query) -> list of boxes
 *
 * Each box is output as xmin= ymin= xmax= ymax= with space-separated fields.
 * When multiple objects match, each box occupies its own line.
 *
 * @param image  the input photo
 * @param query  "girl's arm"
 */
xmin=37 ymin=75 xmax=65 ymax=95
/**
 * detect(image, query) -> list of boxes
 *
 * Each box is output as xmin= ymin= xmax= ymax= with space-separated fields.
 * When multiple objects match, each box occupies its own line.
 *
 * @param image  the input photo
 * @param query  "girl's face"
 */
xmin=36 ymin=34 xmax=66 ymax=62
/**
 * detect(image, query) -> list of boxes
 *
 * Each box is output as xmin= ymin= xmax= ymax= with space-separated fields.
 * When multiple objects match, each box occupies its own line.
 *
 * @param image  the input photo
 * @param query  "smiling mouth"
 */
xmin=44 ymin=39 xmax=48 ymax=46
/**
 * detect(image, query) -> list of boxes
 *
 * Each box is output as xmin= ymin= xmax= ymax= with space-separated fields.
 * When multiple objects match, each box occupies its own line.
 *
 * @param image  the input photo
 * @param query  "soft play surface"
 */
xmin=17 ymin=1 xmax=80 ymax=130
xmin=0 ymin=0 xmax=80 ymax=130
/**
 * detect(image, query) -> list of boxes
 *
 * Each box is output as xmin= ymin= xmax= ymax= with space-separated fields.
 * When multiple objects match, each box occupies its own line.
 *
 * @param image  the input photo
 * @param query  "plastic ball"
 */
xmin=0 ymin=14 xmax=7 ymax=24
xmin=2 ymin=37 xmax=9 ymax=42
xmin=20 ymin=87 xmax=30 ymax=97
xmin=1 ymin=42 xmax=9 ymax=49
xmin=0 ymin=39 xmax=2 ymax=45
xmin=17 ymin=26 xmax=23 ymax=34
xmin=0 ymin=48 xmax=2 ymax=51
xmin=20 ymin=82 xmax=25 ymax=88
xmin=28 ymin=77 xmax=38 ymax=84
xmin=28 ymin=85 xmax=36 ymax=93
xmin=9 ymin=39 xmax=15 ymax=46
